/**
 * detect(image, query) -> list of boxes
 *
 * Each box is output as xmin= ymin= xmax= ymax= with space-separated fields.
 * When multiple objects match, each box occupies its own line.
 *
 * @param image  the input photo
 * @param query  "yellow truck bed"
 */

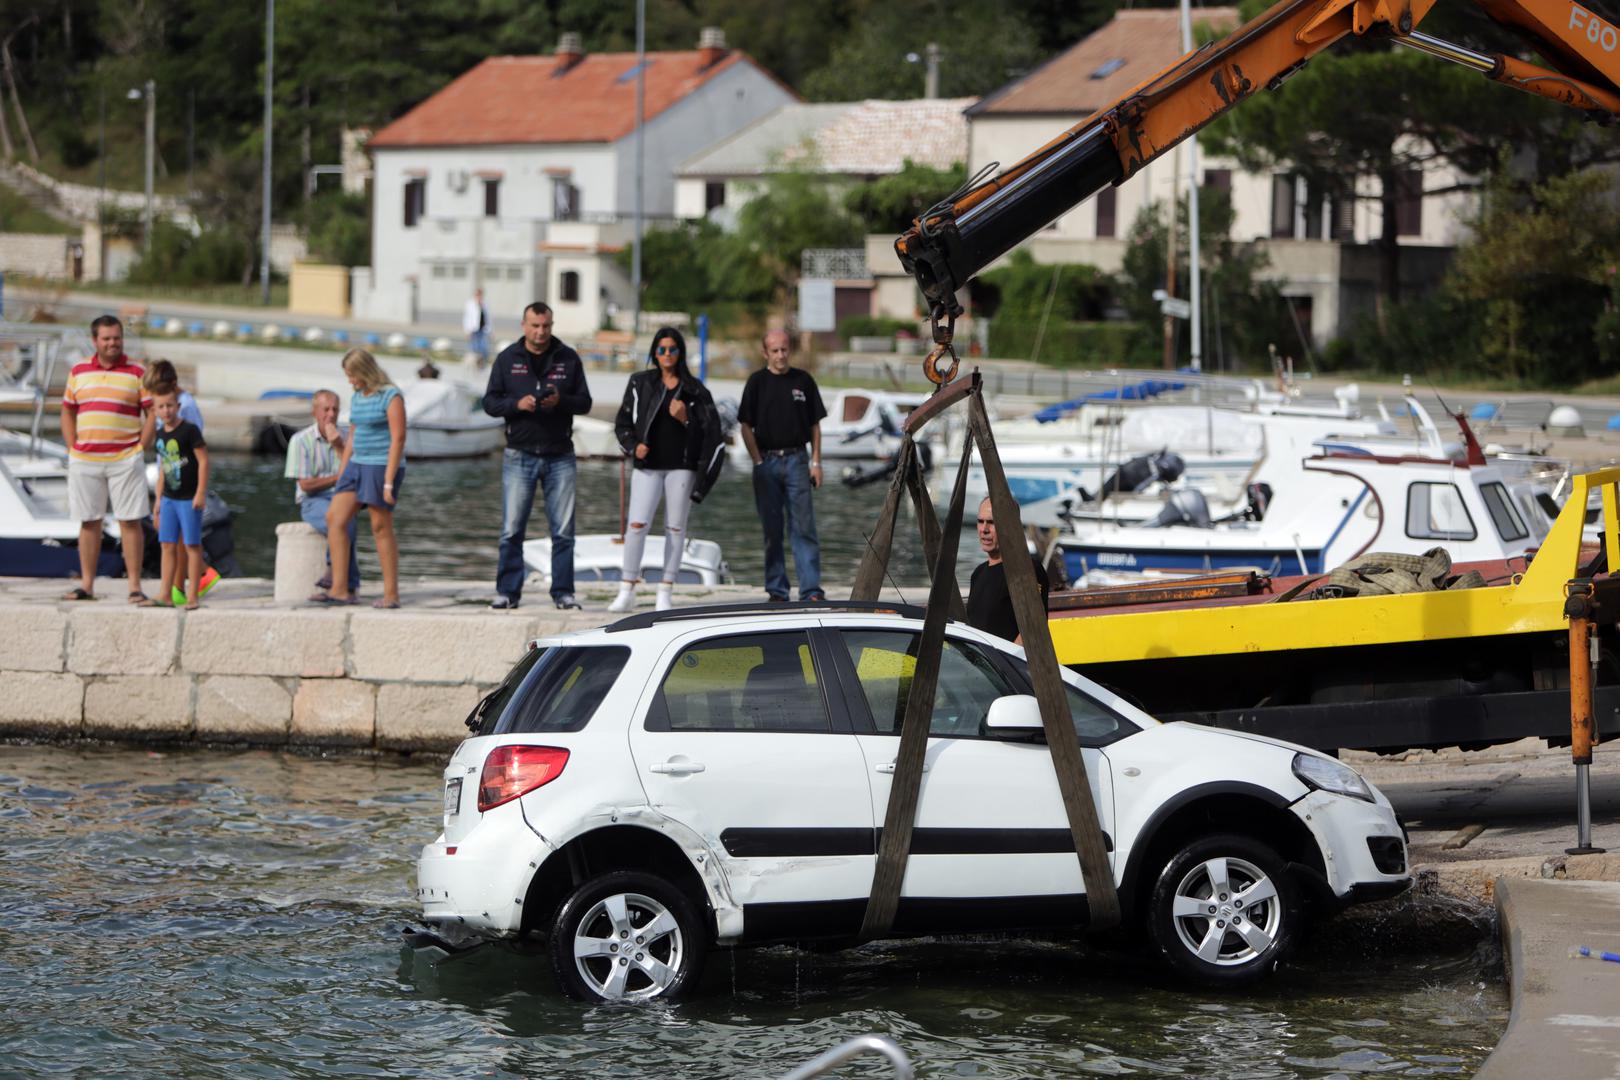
xmin=1051 ymin=467 xmax=1620 ymax=666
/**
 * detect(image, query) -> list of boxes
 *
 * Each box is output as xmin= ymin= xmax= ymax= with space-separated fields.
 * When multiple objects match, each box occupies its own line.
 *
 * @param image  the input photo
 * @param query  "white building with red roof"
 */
xmin=354 ymin=29 xmax=797 ymax=336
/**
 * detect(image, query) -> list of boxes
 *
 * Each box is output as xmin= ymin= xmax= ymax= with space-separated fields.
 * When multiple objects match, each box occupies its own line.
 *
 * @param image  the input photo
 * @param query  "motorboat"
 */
xmin=0 ymin=429 xmax=124 ymax=578
xmin=1059 ymin=411 xmax=1553 ymax=584
xmin=397 ymin=378 xmax=503 ymax=459
xmin=523 ymin=533 xmax=731 ymax=587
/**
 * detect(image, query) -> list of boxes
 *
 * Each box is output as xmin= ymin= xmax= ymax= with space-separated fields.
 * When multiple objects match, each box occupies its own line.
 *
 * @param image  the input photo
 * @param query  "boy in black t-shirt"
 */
xmin=150 ymin=388 xmax=210 ymax=609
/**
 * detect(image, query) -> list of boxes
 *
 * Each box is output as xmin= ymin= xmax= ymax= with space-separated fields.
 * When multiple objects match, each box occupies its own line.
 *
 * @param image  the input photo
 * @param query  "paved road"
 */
xmin=1353 ymin=740 xmax=1620 ymax=864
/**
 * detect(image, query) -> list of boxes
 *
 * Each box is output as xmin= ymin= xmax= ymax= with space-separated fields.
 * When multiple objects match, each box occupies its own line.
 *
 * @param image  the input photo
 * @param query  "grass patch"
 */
xmin=0 ymin=186 xmax=77 ymax=234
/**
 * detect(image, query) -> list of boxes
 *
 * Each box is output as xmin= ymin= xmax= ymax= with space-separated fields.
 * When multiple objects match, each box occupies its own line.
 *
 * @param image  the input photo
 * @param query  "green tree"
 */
xmin=799 ymin=0 xmax=1043 ymax=101
xmin=619 ymin=219 xmax=774 ymax=315
xmin=734 ymin=167 xmax=862 ymax=286
xmin=1446 ymin=167 xmax=1620 ymax=384
xmin=844 ymin=160 xmax=965 ymax=234
xmin=301 ymin=189 xmax=370 ymax=267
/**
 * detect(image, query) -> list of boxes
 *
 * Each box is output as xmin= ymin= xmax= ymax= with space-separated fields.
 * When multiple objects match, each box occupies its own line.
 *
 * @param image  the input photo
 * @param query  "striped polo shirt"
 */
xmin=63 ymin=357 xmax=150 ymax=463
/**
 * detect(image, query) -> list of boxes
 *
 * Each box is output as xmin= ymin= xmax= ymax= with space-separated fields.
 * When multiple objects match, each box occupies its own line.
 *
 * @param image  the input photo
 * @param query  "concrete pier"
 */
xmin=0 ymin=574 xmax=766 ymax=751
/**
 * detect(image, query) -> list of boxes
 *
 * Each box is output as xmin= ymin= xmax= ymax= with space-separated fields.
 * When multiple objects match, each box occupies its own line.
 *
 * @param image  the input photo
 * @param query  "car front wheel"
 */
xmin=549 ymin=870 xmax=708 ymax=1003
xmin=1147 ymin=833 xmax=1301 ymax=986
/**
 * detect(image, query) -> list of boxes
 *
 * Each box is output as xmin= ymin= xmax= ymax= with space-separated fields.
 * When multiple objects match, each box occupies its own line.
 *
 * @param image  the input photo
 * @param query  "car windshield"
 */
xmin=475 ymin=645 xmax=630 ymax=735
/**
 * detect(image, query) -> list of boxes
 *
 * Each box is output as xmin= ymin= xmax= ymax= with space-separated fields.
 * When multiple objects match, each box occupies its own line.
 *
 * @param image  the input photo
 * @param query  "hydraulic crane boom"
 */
xmin=897 ymin=0 xmax=1620 ymax=367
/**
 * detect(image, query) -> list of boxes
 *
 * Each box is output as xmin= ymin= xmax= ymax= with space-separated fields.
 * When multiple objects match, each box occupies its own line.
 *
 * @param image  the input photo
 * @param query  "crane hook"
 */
xmin=923 ymin=304 xmax=960 ymax=388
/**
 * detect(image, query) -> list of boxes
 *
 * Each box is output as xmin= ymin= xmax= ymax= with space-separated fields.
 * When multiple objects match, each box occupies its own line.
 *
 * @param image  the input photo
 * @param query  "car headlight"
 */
xmin=1292 ymin=752 xmax=1375 ymax=803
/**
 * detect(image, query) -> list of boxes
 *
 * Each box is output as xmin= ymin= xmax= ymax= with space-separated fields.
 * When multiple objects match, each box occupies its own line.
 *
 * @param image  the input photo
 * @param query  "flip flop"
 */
xmin=60 ymin=587 xmax=95 ymax=601
xmin=127 ymin=591 xmax=152 ymax=605
xmin=184 ymin=600 xmax=201 ymax=611
xmin=371 ymin=599 xmax=401 ymax=609
xmin=308 ymin=591 xmax=358 ymax=605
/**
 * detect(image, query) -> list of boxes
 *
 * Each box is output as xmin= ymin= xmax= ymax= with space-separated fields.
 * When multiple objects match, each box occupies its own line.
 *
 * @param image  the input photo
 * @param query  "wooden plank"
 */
xmin=904 ymin=449 xmax=966 ymax=622
xmin=970 ymin=393 xmax=1121 ymax=929
xmin=860 ymin=436 xmax=974 ymax=940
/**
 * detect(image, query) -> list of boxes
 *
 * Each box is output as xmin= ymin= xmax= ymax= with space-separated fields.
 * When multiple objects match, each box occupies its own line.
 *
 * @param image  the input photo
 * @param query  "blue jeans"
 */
xmin=752 ymin=449 xmax=822 ymax=600
xmin=469 ymin=328 xmax=489 ymax=362
xmin=498 ymin=448 xmax=576 ymax=602
xmin=301 ymin=491 xmax=360 ymax=586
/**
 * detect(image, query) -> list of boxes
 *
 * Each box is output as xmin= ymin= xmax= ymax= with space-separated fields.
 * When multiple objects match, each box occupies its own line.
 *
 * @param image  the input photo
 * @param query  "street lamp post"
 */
xmin=261 ymin=0 xmax=274 ymax=306
xmin=128 ymin=80 xmax=155 ymax=251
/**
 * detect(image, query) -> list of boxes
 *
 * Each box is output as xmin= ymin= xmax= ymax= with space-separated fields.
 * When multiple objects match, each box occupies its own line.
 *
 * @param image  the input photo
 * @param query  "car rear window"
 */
xmin=476 ymin=646 xmax=630 ymax=735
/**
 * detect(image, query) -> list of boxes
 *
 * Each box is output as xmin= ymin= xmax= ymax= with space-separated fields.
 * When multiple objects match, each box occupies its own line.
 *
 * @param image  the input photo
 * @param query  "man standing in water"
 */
xmin=737 ymin=329 xmax=827 ymax=602
xmin=483 ymin=302 xmax=591 ymax=610
xmin=966 ymin=497 xmax=1049 ymax=643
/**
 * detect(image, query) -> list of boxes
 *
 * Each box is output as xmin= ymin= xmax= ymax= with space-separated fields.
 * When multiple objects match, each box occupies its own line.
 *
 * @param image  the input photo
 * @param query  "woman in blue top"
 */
xmin=314 ymin=348 xmax=406 ymax=608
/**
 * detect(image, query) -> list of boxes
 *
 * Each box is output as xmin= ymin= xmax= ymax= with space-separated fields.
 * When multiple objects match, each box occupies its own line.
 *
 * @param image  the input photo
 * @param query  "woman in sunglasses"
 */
xmin=609 ymin=326 xmax=724 ymax=612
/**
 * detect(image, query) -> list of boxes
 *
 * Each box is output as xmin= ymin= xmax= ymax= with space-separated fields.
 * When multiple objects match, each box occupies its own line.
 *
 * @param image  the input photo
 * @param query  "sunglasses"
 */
xmin=656 ymin=345 xmax=681 ymax=355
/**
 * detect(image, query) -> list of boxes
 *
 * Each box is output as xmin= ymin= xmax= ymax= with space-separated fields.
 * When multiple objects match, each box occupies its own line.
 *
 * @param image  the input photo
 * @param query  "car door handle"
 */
xmin=875 ymin=761 xmax=928 ymax=774
xmin=650 ymin=761 xmax=706 ymax=776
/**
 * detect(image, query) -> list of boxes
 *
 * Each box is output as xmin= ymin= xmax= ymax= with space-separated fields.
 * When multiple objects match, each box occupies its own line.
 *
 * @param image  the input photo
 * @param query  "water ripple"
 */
xmin=0 ymin=744 xmax=1507 ymax=1078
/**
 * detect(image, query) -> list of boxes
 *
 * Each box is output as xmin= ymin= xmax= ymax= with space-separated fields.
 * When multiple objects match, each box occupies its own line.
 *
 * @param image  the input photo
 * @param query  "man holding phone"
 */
xmin=483 ymin=301 xmax=592 ymax=610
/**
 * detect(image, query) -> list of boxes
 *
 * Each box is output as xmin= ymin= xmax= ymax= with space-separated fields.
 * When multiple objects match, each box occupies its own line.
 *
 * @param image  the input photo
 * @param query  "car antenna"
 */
xmin=858 ymin=527 xmax=911 ymax=608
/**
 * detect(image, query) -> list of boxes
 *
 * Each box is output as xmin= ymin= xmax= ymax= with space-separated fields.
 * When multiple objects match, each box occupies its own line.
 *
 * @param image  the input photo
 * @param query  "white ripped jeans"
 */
xmin=622 ymin=467 xmax=697 ymax=583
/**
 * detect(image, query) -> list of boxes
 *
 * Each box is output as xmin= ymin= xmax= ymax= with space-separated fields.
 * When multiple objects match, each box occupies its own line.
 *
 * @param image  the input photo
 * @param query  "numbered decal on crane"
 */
xmin=1570 ymin=4 xmax=1619 ymax=52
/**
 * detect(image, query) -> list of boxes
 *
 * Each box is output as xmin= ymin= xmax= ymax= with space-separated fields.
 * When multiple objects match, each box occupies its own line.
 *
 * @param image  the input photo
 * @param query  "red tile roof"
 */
xmin=969 ymin=8 xmax=1240 ymax=117
xmin=370 ymin=50 xmax=794 ymax=148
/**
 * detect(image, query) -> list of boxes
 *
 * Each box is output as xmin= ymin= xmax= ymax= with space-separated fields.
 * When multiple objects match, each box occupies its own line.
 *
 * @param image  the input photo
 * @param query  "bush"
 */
xmin=301 ymin=191 xmax=370 ymax=267
xmin=838 ymin=314 xmax=915 ymax=345
xmin=986 ymin=319 xmax=1140 ymax=367
xmin=126 ymin=221 xmax=253 ymax=287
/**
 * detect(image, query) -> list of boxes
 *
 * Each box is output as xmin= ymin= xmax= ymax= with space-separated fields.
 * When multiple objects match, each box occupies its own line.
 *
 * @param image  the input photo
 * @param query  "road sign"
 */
xmin=1158 ymin=295 xmax=1192 ymax=320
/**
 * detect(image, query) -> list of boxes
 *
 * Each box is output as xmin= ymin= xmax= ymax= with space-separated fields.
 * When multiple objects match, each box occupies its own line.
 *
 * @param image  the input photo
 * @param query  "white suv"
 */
xmin=417 ymin=603 xmax=1409 ymax=1002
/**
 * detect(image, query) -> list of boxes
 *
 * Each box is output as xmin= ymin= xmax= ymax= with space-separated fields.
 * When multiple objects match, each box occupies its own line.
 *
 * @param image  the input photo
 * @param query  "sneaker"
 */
xmin=767 ymin=594 xmax=790 ymax=603
xmin=801 ymin=591 xmax=827 ymax=603
xmin=554 ymin=593 xmax=582 ymax=611
xmin=655 ymin=584 xmax=674 ymax=612
xmin=607 ymin=582 xmax=637 ymax=613
xmin=199 ymin=566 xmax=221 ymax=597
xmin=490 ymin=595 xmax=519 ymax=610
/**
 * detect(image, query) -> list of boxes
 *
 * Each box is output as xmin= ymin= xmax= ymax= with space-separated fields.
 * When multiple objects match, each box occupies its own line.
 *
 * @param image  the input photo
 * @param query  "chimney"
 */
xmin=554 ymin=32 xmax=584 ymax=75
xmin=697 ymin=26 xmax=728 ymax=69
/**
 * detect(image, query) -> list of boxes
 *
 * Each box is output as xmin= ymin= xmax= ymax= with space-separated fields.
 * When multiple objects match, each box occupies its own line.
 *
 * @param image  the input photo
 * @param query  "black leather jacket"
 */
xmin=613 ymin=369 xmax=726 ymax=503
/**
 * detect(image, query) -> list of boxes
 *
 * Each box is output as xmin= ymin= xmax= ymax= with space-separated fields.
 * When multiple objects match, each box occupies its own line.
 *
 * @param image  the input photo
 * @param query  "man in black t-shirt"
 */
xmin=737 ymin=330 xmax=828 ymax=602
xmin=966 ymin=497 xmax=1050 ymax=643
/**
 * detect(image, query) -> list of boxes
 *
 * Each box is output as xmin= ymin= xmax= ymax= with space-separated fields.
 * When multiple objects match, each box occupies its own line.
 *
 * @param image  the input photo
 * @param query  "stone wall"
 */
xmin=0 ymin=605 xmax=587 ymax=752
xmin=0 ymin=233 xmax=73 ymax=277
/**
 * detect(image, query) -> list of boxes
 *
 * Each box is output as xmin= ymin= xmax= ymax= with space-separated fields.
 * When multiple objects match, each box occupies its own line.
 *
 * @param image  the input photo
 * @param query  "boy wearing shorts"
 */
xmin=151 ymin=388 xmax=210 ymax=609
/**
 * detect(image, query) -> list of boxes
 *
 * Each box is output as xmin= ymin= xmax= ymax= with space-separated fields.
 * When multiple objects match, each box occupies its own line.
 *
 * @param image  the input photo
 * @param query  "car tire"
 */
xmin=549 ymin=870 xmax=708 ymax=1003
xmin=1146 ymin=833 xmax=1301 ymax=986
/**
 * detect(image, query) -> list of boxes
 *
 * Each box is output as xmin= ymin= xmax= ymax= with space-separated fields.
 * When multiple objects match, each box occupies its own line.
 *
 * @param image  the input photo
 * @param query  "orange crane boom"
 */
xmin=896 ymin=0 xmax=1620 ymax=359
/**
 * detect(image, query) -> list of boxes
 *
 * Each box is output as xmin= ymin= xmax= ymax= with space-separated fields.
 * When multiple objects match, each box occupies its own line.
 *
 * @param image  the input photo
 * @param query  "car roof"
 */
xmin=530 ymin=602 xmax=994 ymax=651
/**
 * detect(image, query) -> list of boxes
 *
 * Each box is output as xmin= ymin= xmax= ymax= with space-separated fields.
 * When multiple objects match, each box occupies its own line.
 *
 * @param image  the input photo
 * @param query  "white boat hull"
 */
xmin=523 ymin=533 xmax=730 ymax=587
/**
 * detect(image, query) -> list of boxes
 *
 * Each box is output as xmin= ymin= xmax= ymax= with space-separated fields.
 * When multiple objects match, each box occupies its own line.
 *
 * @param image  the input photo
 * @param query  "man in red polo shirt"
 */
xmin=60 ymin=315 xmax=155 ymax=602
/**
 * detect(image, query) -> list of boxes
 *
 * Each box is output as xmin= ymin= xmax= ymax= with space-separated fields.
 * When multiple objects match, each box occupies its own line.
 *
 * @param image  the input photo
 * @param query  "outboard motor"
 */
xmin=1244 ymin=482 xmax=1273 ymax=522
xmin=1145 ymin=488 xmax=1213 ymax=528
xmin=1099 ymin=449 xmax=1185 ymax=497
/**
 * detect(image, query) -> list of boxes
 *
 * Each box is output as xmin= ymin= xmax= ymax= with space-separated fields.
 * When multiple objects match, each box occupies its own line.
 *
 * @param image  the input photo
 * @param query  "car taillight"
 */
xmin=478 ymin=745 xmax=570 ymax=811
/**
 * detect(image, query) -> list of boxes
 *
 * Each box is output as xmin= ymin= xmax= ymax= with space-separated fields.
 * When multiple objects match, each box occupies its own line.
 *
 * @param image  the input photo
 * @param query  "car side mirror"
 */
xmin=985 ymin=694 xmax=1044 ymax=732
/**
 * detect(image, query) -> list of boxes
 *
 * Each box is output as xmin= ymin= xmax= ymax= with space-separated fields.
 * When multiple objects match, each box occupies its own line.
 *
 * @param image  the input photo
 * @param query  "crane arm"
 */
xmin=897 ymin=0 xmax=1620 ymax=345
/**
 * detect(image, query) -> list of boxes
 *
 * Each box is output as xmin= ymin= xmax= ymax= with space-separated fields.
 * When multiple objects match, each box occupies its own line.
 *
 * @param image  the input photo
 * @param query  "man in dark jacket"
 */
xmin=483 ymin=302 xmax=592 ymax=610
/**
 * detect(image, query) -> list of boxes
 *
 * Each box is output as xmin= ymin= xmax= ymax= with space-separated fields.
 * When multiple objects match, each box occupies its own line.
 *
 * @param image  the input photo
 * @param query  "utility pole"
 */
xmin=140 ymin=79 xmax=154 ymax=251
xmin=1181 ymin=0 xmax=1203 ymax=371
xmin=631 ymin=0 xmax=645 ymax=339
xmin=1162 ymin=146 xmax=1178 ymax=371
xmin=261 ymin=0 xmax=274 ymax=306
xmin=924 ymin=42 xmax=940 ymax=99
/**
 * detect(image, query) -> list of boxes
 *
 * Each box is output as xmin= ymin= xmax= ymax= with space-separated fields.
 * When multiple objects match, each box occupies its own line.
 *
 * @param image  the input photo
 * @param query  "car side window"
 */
xmin=839 ymin=630 xmax=1015 ymax=738
xmin=648 ymin=631 xmax=830 ymax=733
xmin=504 ymin=646 xmax=632 ymax=733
